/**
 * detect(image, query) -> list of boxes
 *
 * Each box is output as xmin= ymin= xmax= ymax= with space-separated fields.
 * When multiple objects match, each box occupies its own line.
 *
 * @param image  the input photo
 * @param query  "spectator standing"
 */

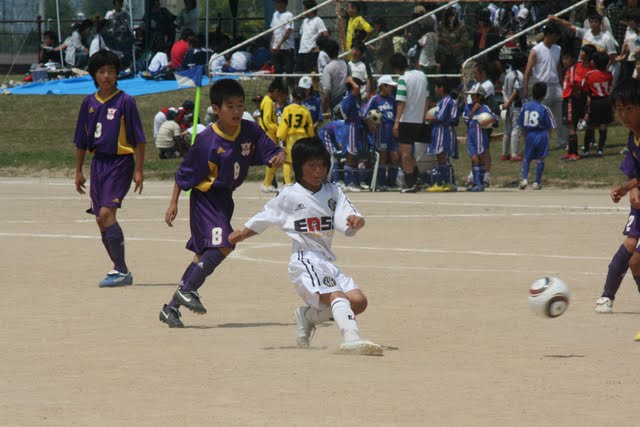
xmin=270 ymin=0 xmax=295 ymax=89
xmin=345 ymin=1 xmax=372 ymax=51
xmin=391 ymin=53 xmax=429 ymax=193
xmin=500 ymin=53 xmax=526 ymax=162
xmin=177 ymin=0 xmax=200 ymax=34
xmin=143 ymin=0 xmax=176 ymax=51
xmin=105 ymin=0 xmax=125 ymax=21
xmin=321 ymin=40 xmax=349 ymax=119
xmin=368 ymin=17 xmax=394 ymax=74
xmin=437 ymin=7 xmax=469 ymax=74
xmin=316 ymin=35 xmax=331 ymax=74
xmin=550 ymin=14 xmax=618 ymax=64
xmin=524 ymin=22 xmax=567 ymax=151
xmin=348 ymin=42 xmax=374 ymax=100
xmin=618 ymin=10 xmax=640 ymax=81
xmin=297 ymin=0 xmax=328 ymax=73
xmin=418 ymin=19 xmax=439 ymax=96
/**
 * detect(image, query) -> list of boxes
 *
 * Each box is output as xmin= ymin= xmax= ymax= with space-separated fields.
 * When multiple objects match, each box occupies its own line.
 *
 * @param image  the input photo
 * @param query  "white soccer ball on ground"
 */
xmin=528 ymin=277 xmax=571 ymax=318
xmin=365 ymin=109 xmax=383 ymax=126
xmin=476 ymin=112 xmax=495 ymax=129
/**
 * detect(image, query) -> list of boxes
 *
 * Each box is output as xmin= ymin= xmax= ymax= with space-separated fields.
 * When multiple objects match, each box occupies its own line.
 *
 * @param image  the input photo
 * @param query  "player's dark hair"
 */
xmin=352 ymin=41 xmax=366 ymax=54
xmin=592 ymin=51 xmax=609 ymax=71
xmin=588 ymin=13 xmax=603 ymax=22
xmin=348 ymin=1 xmax=361 ymax=12
xmin=292 ymin=87 xmax=306 ymax=101
xmin=390 ymin=53 xmax=407 ymax=73
xmin=474 ymin=59 xmax=489 ymax=76
xmin=325 ymin=40 xmax=340 ymax=58
xmin=511 ymin=52 xmax=527 ymax=70
xmin=612 ymin=79 xmax=640 ymax=107
xmin=532 ymin=82 xmax=547 ymax=100
xmin=543 ymin=21 xmax=562 ymax=36
xmin=292 ymin=136 xmax=331 ymax=182
xmin=88 ymin=49 xmax=121 ymax=88
xmin=209 ymin=78 xmax=245 ymax=106
xmin=43 ymin=30 xmax=58 ymax=43
xmin=580 ymin=44 xmax=597 ymax=63
xmin=268 ymin=79 xmax=287 ymax=94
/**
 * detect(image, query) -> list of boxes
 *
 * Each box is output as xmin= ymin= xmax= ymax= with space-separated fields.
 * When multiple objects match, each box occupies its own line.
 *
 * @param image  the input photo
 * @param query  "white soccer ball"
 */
xmin=425 ymin=106 xmax=438 ymax=122
xmin=365 ymin=109 xmax=383 ymax=125
xmin=528 ymin=277 xmax=571 ymax=318
xmin=476 ymin=112 xmax=495 ymax=129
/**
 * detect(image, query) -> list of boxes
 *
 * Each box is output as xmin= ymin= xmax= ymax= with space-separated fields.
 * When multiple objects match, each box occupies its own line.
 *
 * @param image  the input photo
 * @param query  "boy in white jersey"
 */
xmin=229 ymin=137 xmax=383 ymax=356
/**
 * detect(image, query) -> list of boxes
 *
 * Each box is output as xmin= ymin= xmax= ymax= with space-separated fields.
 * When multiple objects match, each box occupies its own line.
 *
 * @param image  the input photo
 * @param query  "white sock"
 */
xmin=305 ymin=306 xmax=333 ymax=325
xmin=484 ymin=172 xmax=491 ymax=180
xmin=331 ymin=297 xmax=360 ymax=342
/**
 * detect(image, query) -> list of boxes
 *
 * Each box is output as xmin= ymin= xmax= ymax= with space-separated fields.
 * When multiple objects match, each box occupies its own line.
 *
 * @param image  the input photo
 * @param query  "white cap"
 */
xmin=377 ymin=75 xmax=397 ymax=87
xmin=298 ymin=76 xmax=313 ymax=89
xmin=517 ymin=7 xmax=529 ymax=20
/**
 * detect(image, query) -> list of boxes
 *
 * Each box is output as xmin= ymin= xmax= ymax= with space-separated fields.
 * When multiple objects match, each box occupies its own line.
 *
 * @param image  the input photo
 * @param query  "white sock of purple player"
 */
xmin=103 ymin=223 xmax=128 ymax=274
xmin=181 ymin=249 xmax=227 ymax=293
xmin=602 ymin=245 xmax=632 ymax=300
xmin=331 ymin=297 xmax=360 ymax=342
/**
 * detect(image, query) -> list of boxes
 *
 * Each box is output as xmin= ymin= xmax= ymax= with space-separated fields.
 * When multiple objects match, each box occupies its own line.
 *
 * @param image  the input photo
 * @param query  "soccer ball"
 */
xmin=528 ymin=277 xmax=571 ymax=318
xmin=425 ymin=106 xmax=438 ymax=122
xmin=476 ymin=112 xmax=495 ymax=129
xmin=365 ymin=109 xmax=383 ymax=125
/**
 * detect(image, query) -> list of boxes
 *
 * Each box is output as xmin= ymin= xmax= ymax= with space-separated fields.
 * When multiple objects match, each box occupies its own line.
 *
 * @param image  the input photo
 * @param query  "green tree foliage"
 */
xmin=82 ymin=0 xmax=114 ymax=19
xmin=44 ymin=0 xmax=76 ymax=22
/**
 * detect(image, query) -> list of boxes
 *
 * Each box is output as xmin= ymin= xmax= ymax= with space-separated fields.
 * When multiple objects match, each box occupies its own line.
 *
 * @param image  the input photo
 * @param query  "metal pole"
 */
xmin=205 ymin=0 xmax=210 ymax=66
xmin=55 ymin=0 xmax=64 ymax=65
xmin=129 ymin=0 xmax=136 ymax=72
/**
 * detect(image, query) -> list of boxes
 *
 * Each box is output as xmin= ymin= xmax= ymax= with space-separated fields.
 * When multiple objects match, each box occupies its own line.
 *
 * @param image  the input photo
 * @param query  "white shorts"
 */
xmin=153 ymin=111 xmax=167 ymax=137
xmin=288 ymin=251 xmax=359 ymax=309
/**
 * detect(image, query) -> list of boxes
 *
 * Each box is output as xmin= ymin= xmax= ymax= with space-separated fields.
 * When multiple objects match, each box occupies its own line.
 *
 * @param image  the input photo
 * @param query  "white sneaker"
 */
xmin=261 ymin=185 xmax=277 ymax=193
xmin=532 ymin=182 xmax=541 ymax=190
xmin=359 ymin=182 xmax=370 ymax=190
xmin=339 ymin=339 xmax=384 ymax=356
xmin=519 ymin=179 xmax=528 ymax=190
xmin=595 ymin=297 xmax=613 ymax=314
xmin=294 ymin=306 xmax=315 ymax=348
xmin=345 ymin=184 xmax=361 ymax=192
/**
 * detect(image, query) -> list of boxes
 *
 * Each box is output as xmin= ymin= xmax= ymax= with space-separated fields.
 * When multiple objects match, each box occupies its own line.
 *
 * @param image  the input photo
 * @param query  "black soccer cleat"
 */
xmin=159 ymin=304 xmax=184 ymax=328
xmin=173 ymin=289 xmax=207 ymax=314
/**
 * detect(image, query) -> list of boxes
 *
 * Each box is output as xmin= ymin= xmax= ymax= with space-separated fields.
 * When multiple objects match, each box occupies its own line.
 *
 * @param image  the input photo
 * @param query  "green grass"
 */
xmin=0 ymin=75 xmax=630 ymax=187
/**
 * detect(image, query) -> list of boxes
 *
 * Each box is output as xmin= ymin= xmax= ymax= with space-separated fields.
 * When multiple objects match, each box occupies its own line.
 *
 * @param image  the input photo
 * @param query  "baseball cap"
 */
xmin=377 ymin=75 xmax=397 ymax=87
xmin=298 ymin=76 xmax=313 ymax=89
xmin=466 ymin=83 xmax=487 ymax=97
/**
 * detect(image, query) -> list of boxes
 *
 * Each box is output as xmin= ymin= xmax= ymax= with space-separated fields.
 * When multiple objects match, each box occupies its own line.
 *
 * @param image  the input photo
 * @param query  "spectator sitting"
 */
xmin=181 ymin=33 xmax=208 ymax=70
xmin=156 ymin=110 xmax=184 ymax=159
xmin=148 ymin=41 xmax=170 ymax=75
xmin=345 ymin=1 xmax=372 ymax=50
xmin=40 ymin=30 xmax=65 ymax=64
xmin=208 ymin=52 xmax=227 ymax=74
xmin=230 ymin=50 xmax=252 ymax=72
xmin=89 ymin=20 xmax=110 ymax=58
xmin=348 ymin=42 xmax=374 ymax=100
xmin=64 ymin=19 xmax=93 ymax=69
xmin=170 ymin=28 xmax=194 ymax=70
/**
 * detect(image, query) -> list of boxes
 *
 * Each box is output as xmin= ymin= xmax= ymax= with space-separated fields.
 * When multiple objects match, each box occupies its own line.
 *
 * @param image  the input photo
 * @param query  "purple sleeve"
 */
xmin=620 ymin=153 xmax=640 ymax=179
xmin=123 ymin=95 xmax=146 ymax=147
xmin=175 ymin=137 xmax=215 ymax=190
xmin=249 ymin=121 xmax=284 ymax=166
xmin=73 ymin=97 xmax=91 ymax=150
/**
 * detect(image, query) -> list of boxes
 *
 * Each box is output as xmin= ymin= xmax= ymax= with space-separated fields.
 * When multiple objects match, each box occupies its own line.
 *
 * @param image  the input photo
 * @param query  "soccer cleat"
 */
xmin=466 ymin=185 xmax=484 ymax=192
xmin=339 ymin=339 xmax=384 ymax=356
xmin=510 ymin=154 xmax=523 ymax=161
xmin=581 ymin=150 xmax=590 ymax=158
xmin=99 ymin=270 xmax=133 ymax=288
xmin=532 ymin=182 xmax=541 ymax=190
xmin=501 ymin=154 xmax=511 ymax=161
xmin=566 ymin=154 xmax=581 ymax=161
xmin=561 ymin=153 xmax=571 ymax=160
xmin=261 ymin=185 xmax=277 ymax=193
xmin=425 ymin=184 xmax=444 ymax=192
xmin=293 ymin=306 xmax=316 ymax=348
xmin=596 ymin=150 xmax=603 ymax=157
xmin=519 ymin=179 xmax=528 ymax=190
xmin=359 ymin=182 xmax=370 ymax=190
xmin=159 ymin=304 xmax=184 ymax=328
xmin=174 ymin=289 xmax=207 ymax=314
xmin=595 ymin=297 xmax=613 ymax=314
xmin=401 ymin=185 xmax=418 ymax=193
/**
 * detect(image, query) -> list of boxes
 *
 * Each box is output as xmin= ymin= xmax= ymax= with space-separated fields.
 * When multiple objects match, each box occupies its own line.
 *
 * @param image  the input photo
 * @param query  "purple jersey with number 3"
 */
xmin=176 ymin=119 xmax=284 ymax=253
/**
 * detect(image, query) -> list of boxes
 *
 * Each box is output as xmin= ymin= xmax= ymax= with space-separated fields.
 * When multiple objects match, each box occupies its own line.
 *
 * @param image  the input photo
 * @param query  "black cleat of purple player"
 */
xmin=159 ymin=305 xmax=184 ymax=328
xmin=174 ymin=289 xmax=207 ymax=314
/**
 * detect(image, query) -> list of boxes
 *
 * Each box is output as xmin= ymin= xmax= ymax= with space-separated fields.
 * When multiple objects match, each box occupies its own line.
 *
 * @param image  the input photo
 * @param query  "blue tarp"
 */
xmin=7 ymin=75 xmax=214 ymax=96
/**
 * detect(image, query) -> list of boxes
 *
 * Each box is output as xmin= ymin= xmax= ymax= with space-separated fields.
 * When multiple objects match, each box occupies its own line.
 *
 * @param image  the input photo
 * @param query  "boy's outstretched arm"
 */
xmin=228 ymin=228 xmax=258 ymax=245
xmin=165 ymin=181 xmax=182 ymax=227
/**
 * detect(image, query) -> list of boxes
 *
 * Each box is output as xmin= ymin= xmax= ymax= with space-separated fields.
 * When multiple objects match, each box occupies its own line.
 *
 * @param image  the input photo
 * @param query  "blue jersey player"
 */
xmin=73 ymin=49 xmax=146 ymax=288
xmin=463 ymin=84 xmax=497 ymax=192
xmin=517 ymin=82 xmax=556 ymax=190
xmin=365 ymin=75 xmax=400 ymax=190
xmin=160 ymin=79 xmax=286 ymax=328
xmin=318 ymin=119 xmax=349 ymax=183
xmin=340 ymin=76 xmax=366 ymax=191
xmin=426 ymin=78 xmax=459 ymax=192
xmin=592 ymin=80 xmax=640 ymax=318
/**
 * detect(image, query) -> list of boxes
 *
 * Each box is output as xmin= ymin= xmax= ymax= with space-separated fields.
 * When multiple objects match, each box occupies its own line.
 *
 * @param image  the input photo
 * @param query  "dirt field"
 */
xmin=2 ymin=178 xmax=640 ymax=426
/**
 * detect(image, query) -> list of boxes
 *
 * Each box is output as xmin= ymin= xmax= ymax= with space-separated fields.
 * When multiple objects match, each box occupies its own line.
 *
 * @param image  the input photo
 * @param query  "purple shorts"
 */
xmin=89 ymin=155 xmax=134 ymax=216
xmin=186 ymin=188 xmax=236 ymax=254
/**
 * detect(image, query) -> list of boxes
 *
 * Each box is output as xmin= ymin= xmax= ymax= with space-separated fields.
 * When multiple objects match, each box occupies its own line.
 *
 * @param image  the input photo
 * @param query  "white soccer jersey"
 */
xmin=244 ymin=182 xmax=362 ymax=261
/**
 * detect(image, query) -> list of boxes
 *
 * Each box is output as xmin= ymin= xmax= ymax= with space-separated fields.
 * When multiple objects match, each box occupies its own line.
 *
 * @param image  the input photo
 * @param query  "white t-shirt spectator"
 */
xmin=467 ymin=80 xmax=495 ymax=104
xmin=209 ymin=54 xmax=226 ymax=74
xmin=89 ymin=35 xmax=107 ymax=57
xmin=231 ymin=51 xmax=251 ymax=71
xmin=271 ymin=10 xmax=295 ymax=50
xmin=531 ymin=42 xmax=561 ymax=83
xmin=299 ymin=16 xmax=327 ymax=53
xmin=396 ymin=69 xmax=428 ymax=124
xmin=155 ymin=120 xmax=182 ymax=149
xmin=317 ymin=50 xmax=330 ymax=74
xmin=624 ymin=26 xmax=640 ymax=61
xmin=149 ymin=51 xmax=168 ymax=72
xmin=576 ymin=27 xmax=618 ymax=54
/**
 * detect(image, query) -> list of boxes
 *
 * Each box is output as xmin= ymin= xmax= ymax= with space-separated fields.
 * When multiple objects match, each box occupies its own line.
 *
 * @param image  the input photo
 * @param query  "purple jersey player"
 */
xmin=73 ymin=50 xmax=146 ymax=288
xmin=159 ymin=79 xmax=286 ymax=328
xmin=594 ymin=80 xmax=640 ymax=317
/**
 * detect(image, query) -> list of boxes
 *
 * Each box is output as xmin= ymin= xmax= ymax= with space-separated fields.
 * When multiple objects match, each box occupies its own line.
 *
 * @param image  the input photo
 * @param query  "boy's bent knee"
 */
xmin=346 ymin=289 xmax=368 ymax=314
